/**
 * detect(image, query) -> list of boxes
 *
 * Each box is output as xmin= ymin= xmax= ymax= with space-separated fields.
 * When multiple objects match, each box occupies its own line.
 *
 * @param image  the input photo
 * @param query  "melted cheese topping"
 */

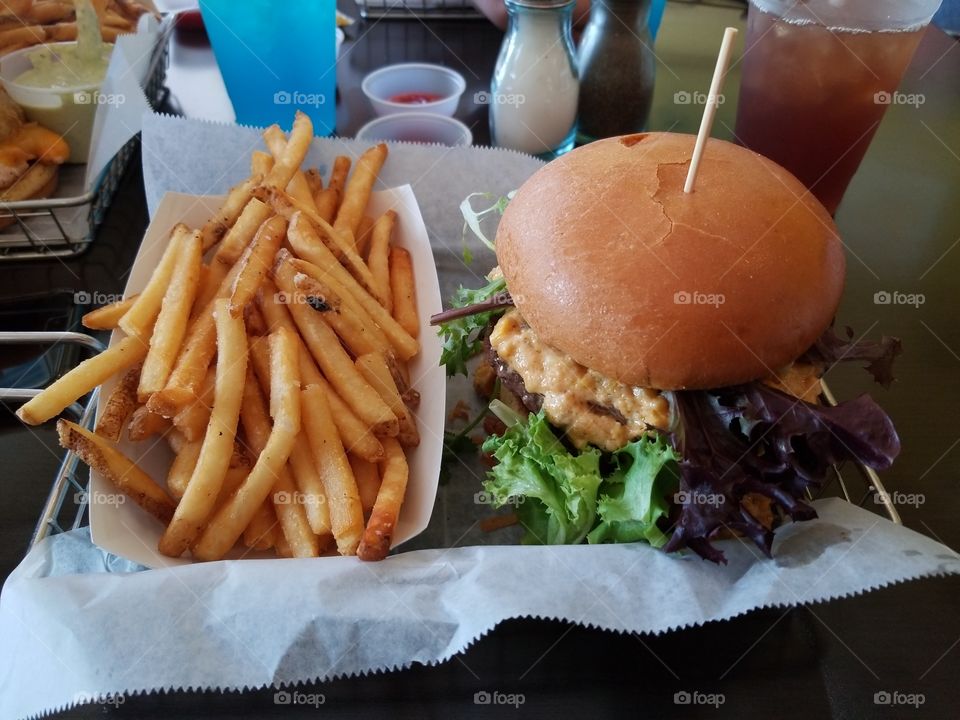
xmin=490 ymin=309 xmax=671 ymax=451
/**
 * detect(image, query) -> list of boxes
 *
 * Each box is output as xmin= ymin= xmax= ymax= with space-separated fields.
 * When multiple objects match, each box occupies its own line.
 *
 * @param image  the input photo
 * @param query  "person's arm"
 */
xmin=473 ymin=0 xmax=591 ymax=31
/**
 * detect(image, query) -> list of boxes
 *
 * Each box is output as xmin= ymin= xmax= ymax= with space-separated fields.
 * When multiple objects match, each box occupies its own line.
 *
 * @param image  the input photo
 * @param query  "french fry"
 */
xmin=127 ymin=405 xmax=170 ymax=442
xmin=262 ymin=189 xmax=383 ymax=304
xmin=213 ymin=197 xmax=273 ymax=268
xmin=139 ymin=229 xmax=203 ymax=399
xmin=304 ymin=168 xmax=323 ymax=197
xmin=200 ymin=177 xmax=258 ymax=251
xmin=271 ymin=469 xmax=321 ymax=558
xmin=273 ymin=261 xmax=397 ymax=434
xmin=94 ymin=364 xmax=141 ymax=441
xmin=25 ymin=2 xmax=73 ymax=25
xmin=243 ymin=500 xmax=277 ymax=550
xmin=263 ymin=124 xmax=320 ymax=215
xmin=286 ymin=213 xmax=419 ymax=360
xmin=159 ymin=299 xmax=247 ymax=558
xmin=276 ymin=257 xmax=387 ymax=358
xmin=82 ymin=294 xmax=138 ymax=330
xmin=301 ymin=383 xmax=364 ymax=556
xmin=357 ymin=437 xmax=409 ymax=561
xmin=244 ymin=302 xmax=268 ymax=336
xmin=17 ymin=334 xmax=147 ymax=425
xmin=313 ymin=187 xmax=339 ymax=224
xmin=153 ymin=216 xmax=283 ymax=417
xmin=287 ymin=171 xmax=319 ymax=214
xmin=288 ymin=430 xmax=332 ymax=536
xmin=263 ymin=112 xmax=313 ymax=191
xmin=228 ymin=215 xmax=288 ymax=317
xmin=355 ymin=215 xmax=374 ymax=256
xmin=172 ymin=366 xmax=214 ymax=442
xmin=389 ymin=246 xmax=420 ymax=338
xmin=368 ymin=210 xmax=396 ymax=313
xmin=334 ymin=144 xmax=387 ymax=237
xmin=57 ymin=419 xmax=175 ymax=524
xmin=214 ymin=465 xmax=249 ymax=510
xmin=284 ymin=252 xmax=390 ymax=352
xmin=355 ymin=352 xmax=419 ymax=447
xmin=0 ymin=26 xmax=45 ymax=48
xmin=350 ymin=455 xmax=381 ymax=515
xmin=290 ymin=270 xmax=387 ymax=357
xmin=274 ymin=530 xmax=293 ymax=557
xmin=166 ymin=437 xmax=201 ymax=500
xmin=251 ymin=150 xmax=273 ymax=177
xmin=193 ymin=329 xmax=304 ymax=560
xmin=328 ymin=155 xmax=351 ymax=196
xmin=118 ymin=224 xmax=190 ymax=338
xmin=258 ymin=283 xmax=385 ymax=462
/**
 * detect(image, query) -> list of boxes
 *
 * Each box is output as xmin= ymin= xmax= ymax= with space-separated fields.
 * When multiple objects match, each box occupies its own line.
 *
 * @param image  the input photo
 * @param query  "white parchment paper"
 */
xmin=0 ymin=113 xmax=957 ymax=719
xmin=0 ymin=500 xmax=958 ymax=719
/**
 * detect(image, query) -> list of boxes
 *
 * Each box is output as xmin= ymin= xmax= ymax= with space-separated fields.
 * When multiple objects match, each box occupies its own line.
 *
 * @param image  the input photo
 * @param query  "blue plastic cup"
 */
xmin=199 ymin=0 xmax=337 ymax=133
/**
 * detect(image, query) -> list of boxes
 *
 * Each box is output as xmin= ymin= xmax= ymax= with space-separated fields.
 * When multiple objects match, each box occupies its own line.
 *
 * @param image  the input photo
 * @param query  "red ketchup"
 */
xmin=389 ymin=92 xmax=444 ymax=104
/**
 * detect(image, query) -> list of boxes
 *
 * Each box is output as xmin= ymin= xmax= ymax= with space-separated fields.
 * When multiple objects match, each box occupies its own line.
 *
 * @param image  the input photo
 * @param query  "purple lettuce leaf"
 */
xmin=664 ymin=383 xmax=900 ymax=564
xmin=801 ymin=326 xmax=902 ymax=389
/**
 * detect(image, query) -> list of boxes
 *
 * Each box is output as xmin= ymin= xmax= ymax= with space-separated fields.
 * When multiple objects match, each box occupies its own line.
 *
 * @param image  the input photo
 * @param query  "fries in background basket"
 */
xmin=21 ymin=111 xmax=426 ymax=562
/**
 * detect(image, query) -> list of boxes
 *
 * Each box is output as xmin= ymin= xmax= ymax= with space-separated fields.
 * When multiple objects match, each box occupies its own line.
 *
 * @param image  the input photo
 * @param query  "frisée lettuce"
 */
xmin=482 ymin=402 xmax=677 ymax=547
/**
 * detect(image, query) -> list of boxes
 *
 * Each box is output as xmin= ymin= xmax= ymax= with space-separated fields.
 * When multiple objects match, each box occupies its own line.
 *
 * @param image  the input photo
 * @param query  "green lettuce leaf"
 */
xmin=438 ymin=276 xmax=508 ymax=377
xmin=482 ymin=409 xmax=602 ymax=545
xmin=587 ymin=434 xmax=679 ymax=547
xmin=481 ymin=406 xmax=679 ymax=547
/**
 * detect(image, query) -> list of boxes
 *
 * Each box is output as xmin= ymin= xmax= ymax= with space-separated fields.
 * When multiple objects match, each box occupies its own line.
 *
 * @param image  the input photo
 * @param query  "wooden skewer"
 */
xmin=684 ymin=26 xmax=739 ymax=194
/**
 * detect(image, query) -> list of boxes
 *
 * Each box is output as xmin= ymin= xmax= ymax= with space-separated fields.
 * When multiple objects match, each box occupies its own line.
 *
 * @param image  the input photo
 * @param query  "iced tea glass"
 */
xmin=734 ymin=0 xmax=942 ymax=215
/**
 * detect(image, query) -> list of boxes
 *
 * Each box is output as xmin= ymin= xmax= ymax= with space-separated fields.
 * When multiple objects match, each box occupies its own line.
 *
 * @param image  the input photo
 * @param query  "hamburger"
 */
xmin=0 ymin=86 xmax=69 ymax=227
xmin=433 ymin=132 xmax=901 ymax=563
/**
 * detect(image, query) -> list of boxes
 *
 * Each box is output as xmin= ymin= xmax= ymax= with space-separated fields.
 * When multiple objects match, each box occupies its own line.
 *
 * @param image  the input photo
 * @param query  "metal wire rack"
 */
xmin=0 ymin=331 xmax=104 ymax=546
xmin=0 ymin=21 xmax=172 ymax=262
xmin=355 ymin=0 xmax=483 ymax=20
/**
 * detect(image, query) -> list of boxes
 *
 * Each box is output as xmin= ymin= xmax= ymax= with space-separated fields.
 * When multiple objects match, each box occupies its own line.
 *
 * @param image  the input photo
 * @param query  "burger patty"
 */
xmin=488 ymin=342 xmax=544 ymax=414
xmin=488 ymin=309 xmax=672 ymax=451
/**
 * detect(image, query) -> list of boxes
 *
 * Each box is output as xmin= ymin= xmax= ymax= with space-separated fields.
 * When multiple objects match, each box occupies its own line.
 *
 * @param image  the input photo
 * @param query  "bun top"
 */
xmin=495 ymin=132 xmax=845 ymax=390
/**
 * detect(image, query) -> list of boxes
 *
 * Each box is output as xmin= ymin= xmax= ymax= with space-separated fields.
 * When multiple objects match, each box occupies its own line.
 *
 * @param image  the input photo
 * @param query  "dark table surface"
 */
xmin=1 ymin=1 xmax=959 ymax=718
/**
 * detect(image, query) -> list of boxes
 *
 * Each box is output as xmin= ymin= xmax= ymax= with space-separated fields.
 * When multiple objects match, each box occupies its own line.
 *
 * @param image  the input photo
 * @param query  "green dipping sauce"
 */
xmin=14 ymin=0 xmax=111 ymax=89
xmin=14 ymin=45 xmax=112 ymax=89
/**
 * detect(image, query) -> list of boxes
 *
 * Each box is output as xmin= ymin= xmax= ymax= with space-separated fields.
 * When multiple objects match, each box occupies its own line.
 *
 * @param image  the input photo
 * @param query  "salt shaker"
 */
xmin=577 ymin=0 xmax=655 ymax=143
xmin=489 ymin=0 xmax=579 ymax=158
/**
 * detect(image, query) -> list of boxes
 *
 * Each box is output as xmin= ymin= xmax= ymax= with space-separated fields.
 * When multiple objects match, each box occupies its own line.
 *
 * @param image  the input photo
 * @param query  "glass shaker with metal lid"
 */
xmin=576 ymin=0 xmax=655 ymax=143
xmin=489 ymin=0 xmax=579 ymax=158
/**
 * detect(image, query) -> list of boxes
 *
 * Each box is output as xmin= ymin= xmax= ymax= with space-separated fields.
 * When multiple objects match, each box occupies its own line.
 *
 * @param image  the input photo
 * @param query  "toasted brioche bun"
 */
xmin=495 ymin=132 xmax=845 ymax=390
xmin=0 ymin=162 xmax=58 ymax=228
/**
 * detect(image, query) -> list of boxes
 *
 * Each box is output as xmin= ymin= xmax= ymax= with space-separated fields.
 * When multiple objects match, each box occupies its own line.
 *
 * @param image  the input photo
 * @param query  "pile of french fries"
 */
xmin=17 ymin=111 xmax=422 ymax=562
xmin=0 ymin=0 xmax=153 ymax=54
